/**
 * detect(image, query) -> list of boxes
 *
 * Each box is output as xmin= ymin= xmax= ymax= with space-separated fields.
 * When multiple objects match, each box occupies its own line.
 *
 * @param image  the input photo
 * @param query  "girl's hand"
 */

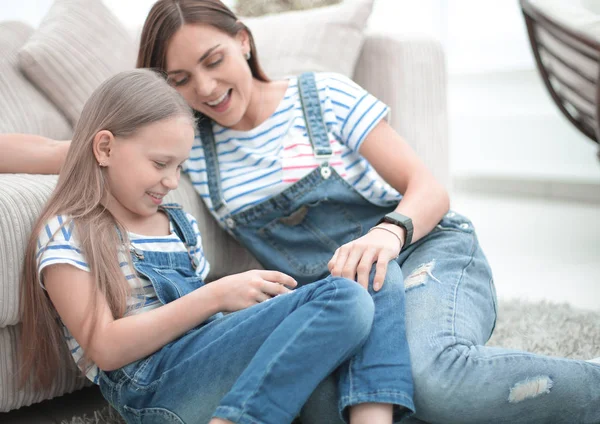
xmin=211 ymin=270 xmax=298 ymax=312
xmin=328 ymin=224 xmax=404 ymax=291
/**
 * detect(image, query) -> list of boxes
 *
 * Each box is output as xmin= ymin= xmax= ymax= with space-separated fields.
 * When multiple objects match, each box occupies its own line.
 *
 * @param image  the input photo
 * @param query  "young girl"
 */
xmin=4 ymin=1 xmax=599 ymax=423
xmin=19 ymin=69 xmax=414 ymax=424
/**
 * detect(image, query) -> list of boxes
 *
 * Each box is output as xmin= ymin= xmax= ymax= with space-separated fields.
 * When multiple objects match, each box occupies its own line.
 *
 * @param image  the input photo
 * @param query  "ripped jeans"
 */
xmin=300 ymin=211 xmax=600 ymax=424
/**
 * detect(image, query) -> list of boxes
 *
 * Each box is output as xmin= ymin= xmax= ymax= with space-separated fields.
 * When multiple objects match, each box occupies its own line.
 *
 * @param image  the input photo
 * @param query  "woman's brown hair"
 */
xmin=137 ymin=0 xmax=269 ymax=82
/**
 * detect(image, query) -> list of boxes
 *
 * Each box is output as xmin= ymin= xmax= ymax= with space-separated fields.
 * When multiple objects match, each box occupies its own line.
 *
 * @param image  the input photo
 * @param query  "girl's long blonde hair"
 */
xmin=19 ymin=69 xmax=194 ymax=389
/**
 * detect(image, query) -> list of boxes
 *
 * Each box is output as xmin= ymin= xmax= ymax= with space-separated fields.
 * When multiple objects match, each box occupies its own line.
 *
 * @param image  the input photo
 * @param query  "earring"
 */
xmin=245 ymin=51 xmax=251 ymax=60
xmin=99 ymin=161 xmax=107 ymax=167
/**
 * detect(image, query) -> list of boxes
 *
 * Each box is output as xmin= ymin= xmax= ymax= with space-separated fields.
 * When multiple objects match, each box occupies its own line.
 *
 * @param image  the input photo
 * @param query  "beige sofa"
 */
xmin=0 ymin=0 xmax=448 ymax=413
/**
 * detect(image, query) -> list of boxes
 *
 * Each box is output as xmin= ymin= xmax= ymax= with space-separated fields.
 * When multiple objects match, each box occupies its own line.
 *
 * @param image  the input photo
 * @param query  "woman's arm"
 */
xmin=0 ymin=134 xmax=70 ymax=174
xmin=359 ymin=119 xmax=450 ymax=244
xmin=329 ymin=119 xmax=449 ymax=289
xmin=44 ymin=265 xmax=295 ymax=371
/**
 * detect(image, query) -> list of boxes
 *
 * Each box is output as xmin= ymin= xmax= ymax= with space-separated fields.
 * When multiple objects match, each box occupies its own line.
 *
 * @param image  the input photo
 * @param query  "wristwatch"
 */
xmin=377 ymin=212 xmax=413 ymax=249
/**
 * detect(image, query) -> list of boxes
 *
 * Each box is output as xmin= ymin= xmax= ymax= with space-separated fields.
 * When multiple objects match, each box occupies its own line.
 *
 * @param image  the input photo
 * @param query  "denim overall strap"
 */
xmin=198 ymin=117 xmax=228 ymax=216
xmin=298 ymin=72 xmax=333 ymax=159
xmin=159 ymin=203 xmax=203 ymax=270
xmin=160 ymin=203 xmax=197 ymax=248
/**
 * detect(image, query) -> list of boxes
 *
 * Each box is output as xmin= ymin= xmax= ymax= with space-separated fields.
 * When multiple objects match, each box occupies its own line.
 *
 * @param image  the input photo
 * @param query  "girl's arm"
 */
xmin=43 ymin=264 xmax=295 ymax=371
xmin=0 ymin=134 xmax=69 ymax=174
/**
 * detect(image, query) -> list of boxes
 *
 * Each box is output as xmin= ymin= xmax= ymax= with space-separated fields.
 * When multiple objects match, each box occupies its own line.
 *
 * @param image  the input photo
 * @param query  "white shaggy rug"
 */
xmin=61 ymin=298 xmax=600 ymax=424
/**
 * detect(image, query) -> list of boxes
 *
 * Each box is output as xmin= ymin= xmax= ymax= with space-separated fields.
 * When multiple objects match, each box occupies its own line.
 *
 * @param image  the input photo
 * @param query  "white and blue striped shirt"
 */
xmin=36 ymin=213 xmax=210 ymax=384
xmin=184 ymin=72 xmax=401 ymax=221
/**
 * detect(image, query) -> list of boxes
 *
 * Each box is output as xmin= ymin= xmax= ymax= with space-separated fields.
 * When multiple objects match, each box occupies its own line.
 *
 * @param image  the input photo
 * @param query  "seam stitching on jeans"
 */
xmin=239 ymin=280 xmax=340 ymax=416
xmin=450 ymin=233 xmax=478 ymax=340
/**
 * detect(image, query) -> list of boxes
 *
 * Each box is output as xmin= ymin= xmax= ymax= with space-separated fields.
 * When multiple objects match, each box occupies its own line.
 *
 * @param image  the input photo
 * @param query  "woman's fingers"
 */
xmin=373 ymin=252 xmax=395 ymax=291
xmin=356 ymin=248 xmax=378 ymax=289
xmin=341 ymin=246 xmax=364 ymax=281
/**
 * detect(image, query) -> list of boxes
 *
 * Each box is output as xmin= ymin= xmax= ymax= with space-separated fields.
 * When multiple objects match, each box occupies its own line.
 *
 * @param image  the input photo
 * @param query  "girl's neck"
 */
xmin=102 ymin=195 xmax=170 ymax=237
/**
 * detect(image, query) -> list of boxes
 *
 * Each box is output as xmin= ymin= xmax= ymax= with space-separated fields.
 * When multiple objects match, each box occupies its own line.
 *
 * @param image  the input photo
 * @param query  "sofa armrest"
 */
xmin=352 ymin=31 xmax=450 ymax=188
xmin=0 ymin=173 xmax=261 ymax=328
xmin=0 ymin=174 xmax=57 ymax=327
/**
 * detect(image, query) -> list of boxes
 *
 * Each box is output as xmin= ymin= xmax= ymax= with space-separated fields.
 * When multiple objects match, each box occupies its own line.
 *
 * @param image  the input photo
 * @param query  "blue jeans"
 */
xmin=100 ymin=277 xmax=395 ymax=424
xmin=301 ymin=212 xmax=600 ymax=424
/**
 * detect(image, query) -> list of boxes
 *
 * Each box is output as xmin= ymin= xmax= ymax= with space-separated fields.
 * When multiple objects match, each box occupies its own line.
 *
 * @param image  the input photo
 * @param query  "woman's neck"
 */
xmin=232 ymin=79 xmax=289 ymax=131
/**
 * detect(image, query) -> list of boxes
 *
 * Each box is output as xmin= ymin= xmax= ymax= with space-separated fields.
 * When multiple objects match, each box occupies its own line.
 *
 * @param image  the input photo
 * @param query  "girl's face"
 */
xmin=165 ymin=24 xmax=257 ymax=130
xmin=102 ymin=117 xmax=194 ymax=224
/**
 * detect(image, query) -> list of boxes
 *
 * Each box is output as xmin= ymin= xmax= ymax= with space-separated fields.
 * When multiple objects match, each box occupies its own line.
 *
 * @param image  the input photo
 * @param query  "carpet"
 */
xmin=61 ymin=298 xmax=600 ymax=424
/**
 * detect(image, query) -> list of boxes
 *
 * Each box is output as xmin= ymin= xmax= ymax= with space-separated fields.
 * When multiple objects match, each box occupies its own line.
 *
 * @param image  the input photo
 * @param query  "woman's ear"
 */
xmin=235 ymin=25 xmax=251 ymax=56
xmin=93 ymin=130 xmax=115 ymax=167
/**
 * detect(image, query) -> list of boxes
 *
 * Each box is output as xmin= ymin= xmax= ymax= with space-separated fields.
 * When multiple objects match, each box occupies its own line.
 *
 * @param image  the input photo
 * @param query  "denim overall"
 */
xmin=199 ymin=72 xmax=416 ymax=422
xmin=97 ymin=204 xmax=398 ymax=424
xmin=202 ymin=72 xmax=600 ymax=424
xmin=128 ymin=204 xmax=217 ymax=309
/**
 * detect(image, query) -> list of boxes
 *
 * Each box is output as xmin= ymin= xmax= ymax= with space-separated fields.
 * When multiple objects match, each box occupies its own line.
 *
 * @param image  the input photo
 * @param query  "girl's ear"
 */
xmin=93 ymin=130 xmax=115 ymax=167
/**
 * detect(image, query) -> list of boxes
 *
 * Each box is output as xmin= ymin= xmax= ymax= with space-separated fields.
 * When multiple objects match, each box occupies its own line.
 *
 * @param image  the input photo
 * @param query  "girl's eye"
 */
xmin=154 ymin=161 xmax=166 ymax=169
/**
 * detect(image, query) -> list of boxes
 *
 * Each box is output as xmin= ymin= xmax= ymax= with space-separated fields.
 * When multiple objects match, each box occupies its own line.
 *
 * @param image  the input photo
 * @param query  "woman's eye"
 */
xmin=207 ymin=58 xmax=222 ymax=68
xmin=154 ymin=161 xmax=166 ymax=169
xmin=168 ymin=77 xmax=188 ymax=87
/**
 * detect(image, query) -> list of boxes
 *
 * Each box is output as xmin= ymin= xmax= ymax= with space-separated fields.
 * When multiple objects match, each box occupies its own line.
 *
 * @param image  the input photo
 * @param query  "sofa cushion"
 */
xmin=0 ymin=21 xmax=72 ymax=139
xmin=17 ymin=0 xmax=136 ymax=125
xmin=243 ymin=0 xmax=374 ymax=79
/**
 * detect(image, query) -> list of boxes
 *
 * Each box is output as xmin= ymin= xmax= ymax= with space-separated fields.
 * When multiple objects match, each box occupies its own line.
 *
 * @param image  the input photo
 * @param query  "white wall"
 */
xmin=369 ymin=0 xmax=600 ymax=185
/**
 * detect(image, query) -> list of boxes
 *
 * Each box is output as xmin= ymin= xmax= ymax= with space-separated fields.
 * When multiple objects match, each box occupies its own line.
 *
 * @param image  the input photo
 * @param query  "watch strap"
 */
xmin=377 ymin=212 xmax=413 ymax=248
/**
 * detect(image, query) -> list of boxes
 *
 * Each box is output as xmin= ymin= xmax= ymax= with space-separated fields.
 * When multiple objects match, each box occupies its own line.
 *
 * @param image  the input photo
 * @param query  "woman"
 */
xmin=2 ymin=1 xmax=599 ymax=423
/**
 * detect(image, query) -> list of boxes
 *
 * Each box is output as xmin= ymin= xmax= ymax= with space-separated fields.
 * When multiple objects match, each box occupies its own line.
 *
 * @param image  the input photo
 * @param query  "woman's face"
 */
xmin=165 ymin=24 xmax=255 ymax=129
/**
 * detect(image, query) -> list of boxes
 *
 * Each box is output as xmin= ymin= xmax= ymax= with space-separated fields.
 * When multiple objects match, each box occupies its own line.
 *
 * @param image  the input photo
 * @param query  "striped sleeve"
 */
xmin=322 ymin=73 xmax=390 ymax=152
xmin=36 ymin=215 xmax=89 ymax=287
xmin=185 ymin=212 xmax=211 ymax=281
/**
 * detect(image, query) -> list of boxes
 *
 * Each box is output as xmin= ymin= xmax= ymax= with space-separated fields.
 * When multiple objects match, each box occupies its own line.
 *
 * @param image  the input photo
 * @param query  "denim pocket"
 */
xmin=135 ymin=265 xmax=203 ymax=304
xmin=122 ymin=405 xmax=184 ymax=424
xmin=258 ymin=199 xmax=363 ymax=278
xmin=121 ymin=356 xmax=155 ymax=386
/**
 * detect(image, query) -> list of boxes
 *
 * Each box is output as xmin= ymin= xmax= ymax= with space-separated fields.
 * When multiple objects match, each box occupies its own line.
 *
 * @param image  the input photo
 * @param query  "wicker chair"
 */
xmin=520 ymin=0 xmax=600 ymax=161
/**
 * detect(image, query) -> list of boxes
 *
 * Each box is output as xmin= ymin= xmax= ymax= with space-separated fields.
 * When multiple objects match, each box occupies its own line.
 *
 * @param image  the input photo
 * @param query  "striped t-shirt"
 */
xmin=36 ymin=213 xmax=210 ymax=384
xmin=184 ymin=72 xmax=401 ymax=220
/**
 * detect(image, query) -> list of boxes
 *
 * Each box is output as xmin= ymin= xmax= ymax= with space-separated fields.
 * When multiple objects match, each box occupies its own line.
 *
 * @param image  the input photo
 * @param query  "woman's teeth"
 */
xmin=206 ymin=91 xmax=229 ymax=106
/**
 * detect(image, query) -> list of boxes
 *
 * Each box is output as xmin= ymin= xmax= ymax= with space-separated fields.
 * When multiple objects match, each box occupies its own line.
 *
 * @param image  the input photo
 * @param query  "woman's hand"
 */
xmin=328 ymin=224 xmax=404 ymax=291
xmin=210 ymin=270 xmax=298 ymax=312
xmin=0 ymin=134 xmax=70 ymax=174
